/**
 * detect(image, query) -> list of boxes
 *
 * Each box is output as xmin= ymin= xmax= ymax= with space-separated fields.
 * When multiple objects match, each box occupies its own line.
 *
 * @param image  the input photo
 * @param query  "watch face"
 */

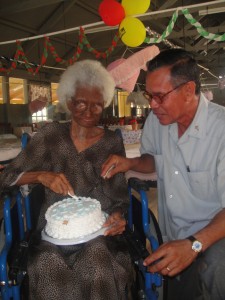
xmin=192 ymin=241 xmax=202 ymax=253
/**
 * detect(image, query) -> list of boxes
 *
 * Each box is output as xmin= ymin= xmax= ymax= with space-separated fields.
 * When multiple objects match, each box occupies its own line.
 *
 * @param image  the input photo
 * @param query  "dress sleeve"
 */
xmin=0 ymin=129 xmax=51 ymax=192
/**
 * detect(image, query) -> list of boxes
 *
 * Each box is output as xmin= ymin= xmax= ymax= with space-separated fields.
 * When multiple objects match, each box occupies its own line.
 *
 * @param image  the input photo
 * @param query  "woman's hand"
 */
xmin=37 ymin=172 xmax=74 ymax=196
xmin=103 ymin=211 xmax=126 ymax=236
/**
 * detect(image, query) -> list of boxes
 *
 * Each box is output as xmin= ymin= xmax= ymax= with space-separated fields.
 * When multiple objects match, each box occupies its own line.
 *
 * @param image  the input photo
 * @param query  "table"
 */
xmin=125 ymin=142 xmax=157 ymax=181
xmin=121 ymin=129 xmax=142 ymax=145
xmin=0 ymin=134 xmax=21 ymax=163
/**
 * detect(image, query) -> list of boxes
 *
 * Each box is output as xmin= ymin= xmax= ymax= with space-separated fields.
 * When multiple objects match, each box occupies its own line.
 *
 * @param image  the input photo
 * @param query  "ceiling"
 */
xmin=0 ymin=0 xmax=225 ymax=103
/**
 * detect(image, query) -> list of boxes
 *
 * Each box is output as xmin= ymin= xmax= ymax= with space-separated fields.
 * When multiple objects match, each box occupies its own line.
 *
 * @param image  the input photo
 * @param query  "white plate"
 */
xmin=41 ymin=226 xmax=108 ymax=245
xmin=41 ymin=212 xmax=108 ymax=245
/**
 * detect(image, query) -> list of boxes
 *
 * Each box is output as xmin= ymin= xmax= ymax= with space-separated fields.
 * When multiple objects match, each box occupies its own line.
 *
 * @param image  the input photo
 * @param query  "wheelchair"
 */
xmin=0 ymin=132 xmax=165 ymax=299
xmin=0 ymin=178 xmax=165 ymax=300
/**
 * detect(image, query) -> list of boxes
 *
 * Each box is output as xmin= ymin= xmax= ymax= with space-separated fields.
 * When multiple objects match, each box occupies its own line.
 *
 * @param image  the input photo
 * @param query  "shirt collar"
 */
xmin=188 ymin=93 xmax=208 ymax=139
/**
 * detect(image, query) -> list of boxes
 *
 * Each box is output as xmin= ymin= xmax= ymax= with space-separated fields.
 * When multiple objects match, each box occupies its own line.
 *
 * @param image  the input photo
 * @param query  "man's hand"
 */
xmin=37 ymin=172 xmax=74 ymax=196
xmin=103 ymin=212 xmax=126 ymax=236
xmin=101 ymin=155 xmax=131 ymax=179
xmin=143 ymin=239 xmax=198 ymax=276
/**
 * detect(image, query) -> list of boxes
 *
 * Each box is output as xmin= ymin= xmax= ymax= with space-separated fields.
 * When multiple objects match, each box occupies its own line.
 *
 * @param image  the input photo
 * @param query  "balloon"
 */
xmin=122 ymin=0 xmax=150 ymax=16
xmin=99 ymin=0 xmax=125 ymax=26
xmin=119 ymin=17 xmax=146 ymax=47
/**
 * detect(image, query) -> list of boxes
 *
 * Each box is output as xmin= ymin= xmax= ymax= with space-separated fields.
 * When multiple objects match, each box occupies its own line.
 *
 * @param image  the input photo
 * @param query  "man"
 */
xmin=102 ymin=49 xmax=225 ymax=300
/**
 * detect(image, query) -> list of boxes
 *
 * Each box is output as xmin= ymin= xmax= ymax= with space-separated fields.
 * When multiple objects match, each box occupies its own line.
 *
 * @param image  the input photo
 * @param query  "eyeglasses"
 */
xmin=71 ymin=98 xmax=104 ymax=113
xmin=143 ymin=81 xmax=189 ymax=105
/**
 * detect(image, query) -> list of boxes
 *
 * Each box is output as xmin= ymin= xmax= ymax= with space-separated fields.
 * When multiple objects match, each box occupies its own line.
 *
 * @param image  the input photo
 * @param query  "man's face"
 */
xmin=145 ymin=66 xmax=191 ymax=126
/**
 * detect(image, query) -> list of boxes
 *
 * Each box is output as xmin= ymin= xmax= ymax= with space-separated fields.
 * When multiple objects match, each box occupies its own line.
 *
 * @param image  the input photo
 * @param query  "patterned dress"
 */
xmin=0 ymin=122 xmax=134 ymax=300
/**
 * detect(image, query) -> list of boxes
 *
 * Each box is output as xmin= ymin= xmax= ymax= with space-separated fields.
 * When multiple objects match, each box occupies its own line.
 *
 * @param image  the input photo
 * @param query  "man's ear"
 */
xmin=184 ymin=81 xmax=196 ymax=101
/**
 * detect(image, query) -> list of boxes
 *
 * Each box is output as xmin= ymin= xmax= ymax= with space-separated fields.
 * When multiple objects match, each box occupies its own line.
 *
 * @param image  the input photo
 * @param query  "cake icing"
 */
xmin=45 ymin=197 xmax=106 ymax=239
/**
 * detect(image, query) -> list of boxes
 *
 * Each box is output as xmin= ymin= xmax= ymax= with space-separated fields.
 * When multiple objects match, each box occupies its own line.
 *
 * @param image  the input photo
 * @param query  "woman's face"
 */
xmin=67 ymin=86 xmax=104 ymax=128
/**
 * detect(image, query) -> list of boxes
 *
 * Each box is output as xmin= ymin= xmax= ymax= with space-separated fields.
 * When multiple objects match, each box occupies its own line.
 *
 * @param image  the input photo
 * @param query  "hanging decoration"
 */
xmin=145 ymin=10 xmax=178 ymax=44
xmin=99 ymin=0 xmax=125 ymax=26
xmin=107 ymin=45 xmax=159 ymax=92
xmin=0 ymin=6 xmax=225 ymax=76
xmin=182 ymin=8 xmax=225 ymax=42
xmin=145 ymin=8 xmax=225 ymax=44
xmin=203 ymin=90 xmax=214 ymax=101
xmin=119 ymin=17 xmax=146 ymax=47
xmin=98 ymin=0 xmax=150 ymax=47
xmin=107 ymin=58 xmax=140 ymax=92
xmin=218 ymin=77 xmax=225 ymax=90
xmin=0 ymin=27 xmax=119 ymax=74
xmin=121 ymin=0 xmax=150 ymax=16
xmin=126 ymin=90 xmax=149 ymax=106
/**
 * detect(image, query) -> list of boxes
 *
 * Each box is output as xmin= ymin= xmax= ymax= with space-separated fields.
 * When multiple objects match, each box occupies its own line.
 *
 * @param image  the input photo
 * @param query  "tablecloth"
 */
xmin=0 ymin=134 xmax=21 ymax=162
xmin=125 ymin=143 xmax=157 ymax=181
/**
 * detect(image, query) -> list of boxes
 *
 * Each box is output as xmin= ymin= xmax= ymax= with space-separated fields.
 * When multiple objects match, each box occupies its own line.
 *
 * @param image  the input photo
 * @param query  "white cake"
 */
xmin=45 ymin=197 xmax=106 ymax=239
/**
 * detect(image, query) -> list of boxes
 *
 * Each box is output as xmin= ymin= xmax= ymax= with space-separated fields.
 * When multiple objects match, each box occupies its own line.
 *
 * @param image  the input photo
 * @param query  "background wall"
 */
xmin=0 ymin=104 xmax=30 ymax=126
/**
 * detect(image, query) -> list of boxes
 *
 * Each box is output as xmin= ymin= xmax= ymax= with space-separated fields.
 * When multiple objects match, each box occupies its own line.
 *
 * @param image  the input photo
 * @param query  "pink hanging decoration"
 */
xmin=107 ymin=45 xmax=160 ymax=92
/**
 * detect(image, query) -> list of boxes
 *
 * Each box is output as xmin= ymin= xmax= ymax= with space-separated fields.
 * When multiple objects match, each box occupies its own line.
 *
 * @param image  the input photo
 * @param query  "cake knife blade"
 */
xmin=103 ymin=164 xmax=116 ymax=179
xmin=68 ymin=192 xmax=79 ymax=200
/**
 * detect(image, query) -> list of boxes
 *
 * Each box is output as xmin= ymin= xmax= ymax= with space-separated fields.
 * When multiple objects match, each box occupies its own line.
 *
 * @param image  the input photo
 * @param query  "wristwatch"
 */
xmin=187 ymin=235 xmax=203 ymax=254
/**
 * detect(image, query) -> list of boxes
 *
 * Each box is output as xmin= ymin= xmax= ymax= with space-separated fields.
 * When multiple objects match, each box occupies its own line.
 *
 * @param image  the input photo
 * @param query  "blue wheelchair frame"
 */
xmin=0 ymin=133 xmax=31 ymax=299
xmin=127 ymin=177 xmax=163 ymax=300
xmin=0 ymin=192 xmax=31 ymax=300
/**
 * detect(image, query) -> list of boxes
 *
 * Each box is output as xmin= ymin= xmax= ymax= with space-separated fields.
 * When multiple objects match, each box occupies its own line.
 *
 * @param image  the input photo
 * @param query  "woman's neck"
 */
xmin=70 ymin=123 xmax=104 ymax=152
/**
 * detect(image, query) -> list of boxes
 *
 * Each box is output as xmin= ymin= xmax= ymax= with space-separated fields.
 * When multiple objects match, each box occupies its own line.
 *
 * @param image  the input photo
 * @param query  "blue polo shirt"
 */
xmin=141 ymin=94 xmax=225 ymax=241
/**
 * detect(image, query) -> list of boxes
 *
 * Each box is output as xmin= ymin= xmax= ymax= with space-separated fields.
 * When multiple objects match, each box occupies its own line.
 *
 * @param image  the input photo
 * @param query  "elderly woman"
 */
xmin=0 ymin=60 xmax=133 ymax=300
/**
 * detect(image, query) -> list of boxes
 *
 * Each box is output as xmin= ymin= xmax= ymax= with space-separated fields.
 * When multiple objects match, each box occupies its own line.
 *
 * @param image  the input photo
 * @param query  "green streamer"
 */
xmin=182 ymin=8 xmax=225 ymax=42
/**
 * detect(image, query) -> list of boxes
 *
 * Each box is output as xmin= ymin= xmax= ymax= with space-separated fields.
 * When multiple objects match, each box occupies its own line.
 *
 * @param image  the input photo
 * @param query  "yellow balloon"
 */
xmin=122 ymin=0 xmax=150 ymax=16
xmin=119 ymin=17 xmax=146 ymax=47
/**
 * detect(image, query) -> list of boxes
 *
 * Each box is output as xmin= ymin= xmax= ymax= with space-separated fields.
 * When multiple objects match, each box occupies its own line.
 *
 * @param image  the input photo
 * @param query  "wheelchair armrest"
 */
xmin=128 ymin=177 xmax=157 ymax=192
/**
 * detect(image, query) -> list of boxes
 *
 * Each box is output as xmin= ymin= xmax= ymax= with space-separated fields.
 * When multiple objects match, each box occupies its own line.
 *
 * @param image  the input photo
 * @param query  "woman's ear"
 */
xmin=67 ymin=100 xmax=72 ymax=112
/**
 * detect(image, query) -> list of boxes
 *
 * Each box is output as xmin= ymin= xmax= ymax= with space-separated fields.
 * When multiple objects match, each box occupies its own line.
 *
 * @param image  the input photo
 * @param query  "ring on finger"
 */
xmin=166 ymin=266 xmax=171 ymax=272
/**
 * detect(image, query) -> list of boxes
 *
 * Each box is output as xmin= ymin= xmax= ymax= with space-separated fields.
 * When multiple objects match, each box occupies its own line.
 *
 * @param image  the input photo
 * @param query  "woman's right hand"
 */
xmin=37 ymin=172 xmax=74 ymax=196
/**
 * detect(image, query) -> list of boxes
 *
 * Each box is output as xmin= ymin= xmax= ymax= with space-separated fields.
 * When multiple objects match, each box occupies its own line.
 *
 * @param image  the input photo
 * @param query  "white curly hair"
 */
xmin=57 ymin=59 xmax=115 ymax=112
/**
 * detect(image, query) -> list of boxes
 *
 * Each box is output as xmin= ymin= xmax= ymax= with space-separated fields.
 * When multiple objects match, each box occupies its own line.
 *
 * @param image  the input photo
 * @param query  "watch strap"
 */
xmin=187 ymin=235 xmax=196 ymax=242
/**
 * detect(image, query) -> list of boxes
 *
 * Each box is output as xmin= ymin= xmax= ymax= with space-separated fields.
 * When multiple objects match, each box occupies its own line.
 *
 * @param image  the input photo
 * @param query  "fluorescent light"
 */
xmin=199 ymin=7 xmax=225 ymax=15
